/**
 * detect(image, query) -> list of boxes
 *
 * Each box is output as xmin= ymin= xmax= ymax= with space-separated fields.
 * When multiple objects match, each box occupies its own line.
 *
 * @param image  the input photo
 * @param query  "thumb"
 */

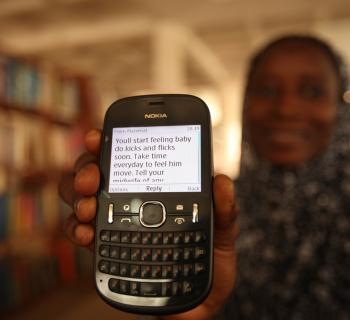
xmin=213 ymin=174 xmax=239 ymax=251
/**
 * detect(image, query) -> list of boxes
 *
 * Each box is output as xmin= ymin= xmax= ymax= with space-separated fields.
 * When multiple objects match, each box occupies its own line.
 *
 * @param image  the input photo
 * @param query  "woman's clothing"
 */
xmin=223 ymin=104 xmax=350 ymax=319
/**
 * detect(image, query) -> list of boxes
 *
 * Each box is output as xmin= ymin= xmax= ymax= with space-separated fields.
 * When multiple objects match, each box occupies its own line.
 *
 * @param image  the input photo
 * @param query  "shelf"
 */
xmin=0 ymin=99 xmax=75 ymax=127
xmin=0 ymin=52 xmax=94 ymax=313
xmin=0 ymin=232 xmax=54 ymax=255
xmin=0 ymin=164 xmax=65 ymax=187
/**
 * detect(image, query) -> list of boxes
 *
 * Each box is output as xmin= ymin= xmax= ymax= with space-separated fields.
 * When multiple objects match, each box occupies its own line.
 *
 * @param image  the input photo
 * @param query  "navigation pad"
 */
xmin=139 ymin=201 xmax=166 ymax=228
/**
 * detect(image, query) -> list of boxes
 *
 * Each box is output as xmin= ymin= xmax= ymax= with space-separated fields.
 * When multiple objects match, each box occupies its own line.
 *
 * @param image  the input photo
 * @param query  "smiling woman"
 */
xmin=246 ymin=38 xmax=340 ymax=166
xmin=224 ymin=35 xmax=350 ymax=319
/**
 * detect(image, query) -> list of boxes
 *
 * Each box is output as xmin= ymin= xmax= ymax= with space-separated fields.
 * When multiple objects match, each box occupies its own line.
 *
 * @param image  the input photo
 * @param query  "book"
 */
xmin=0 ymin=53 xmax=94 ymax=312
xmin=0 ymin=193 xmax=8 ymax=240
xmin=0 ymin=112 xmax=14 ymax=167
xmin=54 ymin=77 xmax=81 ymax=121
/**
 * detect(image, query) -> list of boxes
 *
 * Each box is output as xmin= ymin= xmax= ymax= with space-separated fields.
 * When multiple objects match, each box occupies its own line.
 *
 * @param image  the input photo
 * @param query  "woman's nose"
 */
xmin=274 ymin=90 xmax=300 ymax=118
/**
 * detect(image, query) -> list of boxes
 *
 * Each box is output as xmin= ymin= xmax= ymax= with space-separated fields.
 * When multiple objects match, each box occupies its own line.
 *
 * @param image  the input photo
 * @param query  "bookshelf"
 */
xmin=0 ymin=53 xmax=95 ymax=313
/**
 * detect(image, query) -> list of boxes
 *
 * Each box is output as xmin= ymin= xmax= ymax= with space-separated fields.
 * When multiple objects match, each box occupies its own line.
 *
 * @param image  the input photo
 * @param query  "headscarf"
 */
xmin=224 ymin=35 xmax=350 ymax=319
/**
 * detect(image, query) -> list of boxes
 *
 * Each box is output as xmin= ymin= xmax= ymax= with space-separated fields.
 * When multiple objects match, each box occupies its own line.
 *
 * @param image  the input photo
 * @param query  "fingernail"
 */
xmin=74 ymin=198 xmax=81 ymax=213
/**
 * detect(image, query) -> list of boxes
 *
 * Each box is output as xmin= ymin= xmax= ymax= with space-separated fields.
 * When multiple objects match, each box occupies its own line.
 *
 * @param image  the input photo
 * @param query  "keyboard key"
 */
xmin=184 ymin=232 xmax=195 ymax=244
xmin=119 ymin=280 xmax=129 ymax=294
xmin=100 ymin=230 xmax=110 ymax=242
xmin=195 ymin=231 xmax=206 ymax=243
xmin=183 ymin=264 xmax=194 ymax=277
xmin=110 ymin=246 xmax=119 ymax=259
xmin=110 ymin=262 xmax=119 ymax=275
xmin=162 ymin=282 xmax=172 ymax=296
xmin=195 ymin=262 xmax=206 ymax=275
xmin=120 ymin=247 xmax=130 ymax=260
xmin=152 ymin=265 xmax=162 ymax=278
xmin=142 ymin=232 xmax=152 ymax=245
xmin=108 ymin=278 xmax=119 ymax=292
xmin=152 ymin=248 xmax=162 ymax=262
xmin=195 ymin=247 xmax=206 ymax=259
xmin=129 ymin=282 xmax=140 ymax=295
xmin=119 ymin=263 xmax=129 ymax=277
xmin=174 ymin=232 xmax=184 ymax=244
xmin=131 ymin=248 xmax=141 ymax=261
xmin=140 ymin=282 xmax=161 ymax=297
xmin=130 ymin=265 xmax=141 ymax=278
xmin=183 ymin=281 xmax=194 ymax=294
xmin=141 ymin=248 xmax=152 ymax=261
xmin=173 ymin=264 xmax=183 ymax=279
xmin=184 ymin=247 xmax=194 ymax=261
xmin=131 ymin=232 xmax=141 ymax=244
xmin=152 ymin=232 xmax=162 ymax=244
xmin=99 ymin=245 xmax=110 ymax=257
xmin=163 ymin=232 xmax=173 ymax=244
xmin=141 ymin=265 xmax=152 ymax=278
xmin=121 ymin=232 xmax=131 ymax=243
xmin=172 ymin=282 xmax=182 ymax=296
xmin=110 ymin=231 xmax=120 ymax=243
xmin=162 ymin=248 xmax=173 ymax=262
xmin=162 ymin=265 xmax=172 ymax=278
xmin=98 ymin=260 xmax=109 ymax=273
xmin=173 ymin=248 xmax=183 ymax=261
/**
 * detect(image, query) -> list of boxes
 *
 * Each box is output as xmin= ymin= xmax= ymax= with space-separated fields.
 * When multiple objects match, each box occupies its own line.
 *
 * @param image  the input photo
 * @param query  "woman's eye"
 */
xmin=299 ymin=84 xmax=324 ymax=100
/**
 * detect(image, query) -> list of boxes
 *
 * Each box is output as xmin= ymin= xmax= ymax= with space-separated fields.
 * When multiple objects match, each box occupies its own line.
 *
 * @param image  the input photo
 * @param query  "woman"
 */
xmin=59 ymin=35 xmax=349 ymax=319
xmin=226 ymin=35 xmax=350 ymax=319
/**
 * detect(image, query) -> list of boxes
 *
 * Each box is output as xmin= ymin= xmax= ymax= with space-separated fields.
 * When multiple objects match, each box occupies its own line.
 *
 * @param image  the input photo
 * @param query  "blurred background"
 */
xmin=0 ymin=0 xmax=349 ymax=319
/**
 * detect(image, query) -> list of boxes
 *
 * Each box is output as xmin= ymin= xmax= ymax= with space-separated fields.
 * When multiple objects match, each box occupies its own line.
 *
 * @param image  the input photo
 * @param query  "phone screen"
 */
xmin=108 ymin=125 xmax=201 ymax=193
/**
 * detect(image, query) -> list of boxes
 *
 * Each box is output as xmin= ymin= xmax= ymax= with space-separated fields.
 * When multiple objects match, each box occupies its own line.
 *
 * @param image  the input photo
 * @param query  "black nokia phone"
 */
xmin=94 ymin=94 xmax=213 ymax=315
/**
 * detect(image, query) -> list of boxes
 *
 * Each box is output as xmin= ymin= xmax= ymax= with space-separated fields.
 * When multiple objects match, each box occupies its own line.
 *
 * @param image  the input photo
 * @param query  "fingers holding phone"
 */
xmin=59 ymin=129 xmax=102 ymax=247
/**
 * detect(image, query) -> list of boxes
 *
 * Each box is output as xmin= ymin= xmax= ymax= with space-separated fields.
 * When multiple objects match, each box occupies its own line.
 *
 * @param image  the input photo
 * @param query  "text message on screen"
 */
xmin=108 ymin=125 xmax=201 ymax=193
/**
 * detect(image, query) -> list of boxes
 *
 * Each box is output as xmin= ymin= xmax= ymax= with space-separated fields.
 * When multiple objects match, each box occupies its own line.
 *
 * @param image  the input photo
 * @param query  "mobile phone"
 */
xmin=94 ymin=94 xmax=213 ymax=315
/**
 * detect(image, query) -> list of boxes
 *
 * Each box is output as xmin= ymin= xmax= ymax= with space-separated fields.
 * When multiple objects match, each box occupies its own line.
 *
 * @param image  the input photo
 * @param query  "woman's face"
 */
xmin=246 ymin=42 xmax=339 ymax=166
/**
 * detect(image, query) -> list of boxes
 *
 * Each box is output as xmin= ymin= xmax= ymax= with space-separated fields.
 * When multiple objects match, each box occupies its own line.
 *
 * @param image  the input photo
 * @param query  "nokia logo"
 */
xmin=144 ymin=113 xmax=168 ymax=119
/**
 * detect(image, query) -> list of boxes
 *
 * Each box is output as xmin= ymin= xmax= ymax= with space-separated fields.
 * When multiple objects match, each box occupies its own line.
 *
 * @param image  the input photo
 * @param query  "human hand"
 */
xmin=59 ymin=129 xmax=239 ymax=320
